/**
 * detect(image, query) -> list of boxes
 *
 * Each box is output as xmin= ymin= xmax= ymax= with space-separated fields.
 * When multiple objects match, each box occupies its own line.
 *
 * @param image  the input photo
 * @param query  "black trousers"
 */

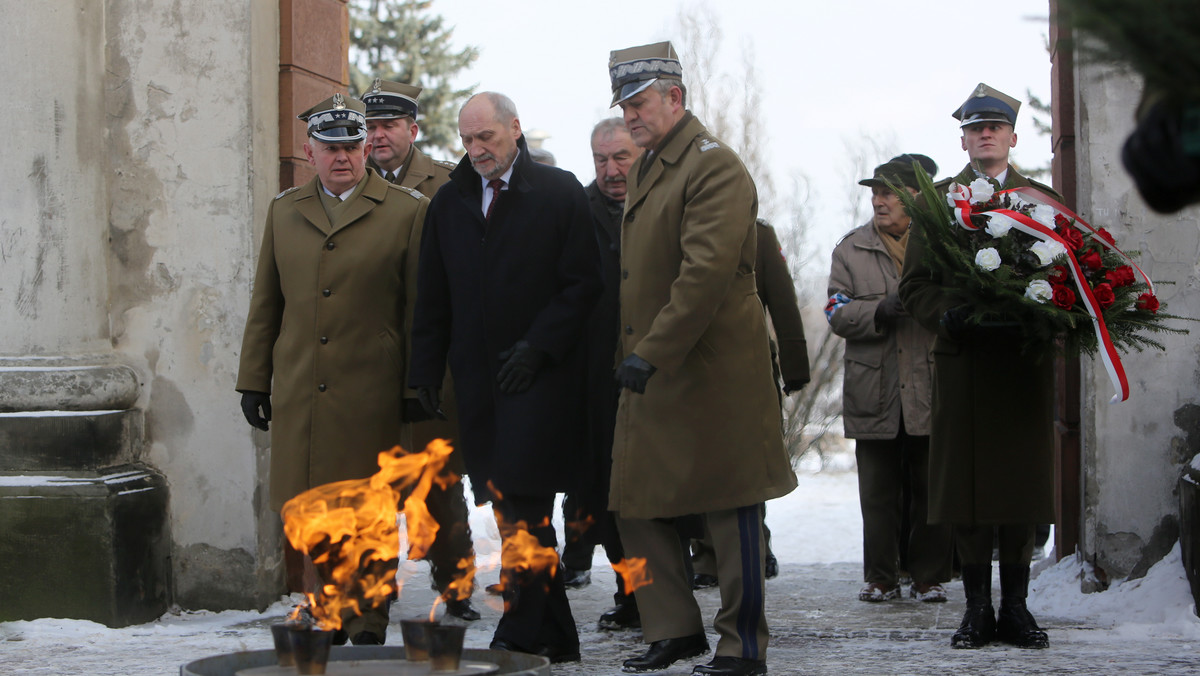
xmin=492 ymin=494 xmax=579 ymax=652
xmin=423 ymin=478 xmax=475 ymax=595
xmin=956 ymin=524 xmax=1037 ymax=565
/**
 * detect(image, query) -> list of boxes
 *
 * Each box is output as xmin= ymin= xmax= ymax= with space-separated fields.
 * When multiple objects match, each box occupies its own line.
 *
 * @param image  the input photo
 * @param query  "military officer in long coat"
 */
xmin=899 ymin=84 xmax=1060 ymax=650
xmin=236 ymin=93 xmax=428 ymax=645
xmin=408 ymin=92 xmax=602 ymax=662
xmin=607 ymin=42 xmax=796 ymax=676
xmin=361 ymin=79 xmax=480 ymax=622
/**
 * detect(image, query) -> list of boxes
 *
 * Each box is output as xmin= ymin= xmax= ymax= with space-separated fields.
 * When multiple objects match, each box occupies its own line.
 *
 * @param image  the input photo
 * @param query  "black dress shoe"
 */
xmin=691 ymin=573 xmax=719 ymax=590
xmin=598 ymin=601 xmax=641 ymax=630
xmin=692 ymin=656 xmax=767 ymax=675
xmin=444 ymin=597 xmax=481 ymax=621
xmin=331 ymin=629 xmax=349 ymax=646
xmin=489 ymin=638 xmax=580 ymax=664
xmin=562 ymin=567 xmax=592 ymax=589
xmin=349 ymin=630 xmax=384 ymax=645
xmin=621 ymin=633 xmax=709 ymax=673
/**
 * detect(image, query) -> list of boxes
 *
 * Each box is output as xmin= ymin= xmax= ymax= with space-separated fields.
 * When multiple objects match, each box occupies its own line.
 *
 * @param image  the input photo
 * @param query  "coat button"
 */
xmin=326 ymin=241 xmax=336 ymax=250
xmin=318 ymin=384 xmax=327 ymax=392
xmin=622 ymin=270 xmax=629 ymax=279
xmin=320 ymin=336 xmax=328 ymax=344
xmin=624 ymin=325 xmax=633 ymax=335
xmin=322 ymin=289 xmax=331 ymax=297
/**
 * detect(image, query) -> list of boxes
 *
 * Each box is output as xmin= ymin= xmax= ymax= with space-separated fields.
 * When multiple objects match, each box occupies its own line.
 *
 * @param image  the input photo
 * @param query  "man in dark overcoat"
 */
xmin=899 ymin=83 xmax=1061 ymax=650
xmin=236 ymin=93 xmax=428 ymax=645
xmin=362 ymin=78 xmax=479 ymax=622
xmin=408 ymin=92 xmax=602 ymax=662
xmin=558 ymin=117 xmax=644 ymax=630
xmin=607 ymin=42 xmax=796 ymax=676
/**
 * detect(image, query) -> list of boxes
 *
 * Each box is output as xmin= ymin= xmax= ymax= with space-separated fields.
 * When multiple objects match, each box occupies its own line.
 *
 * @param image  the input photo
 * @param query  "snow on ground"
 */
xmin=3 ymin=462 xmax=1199 ymax=674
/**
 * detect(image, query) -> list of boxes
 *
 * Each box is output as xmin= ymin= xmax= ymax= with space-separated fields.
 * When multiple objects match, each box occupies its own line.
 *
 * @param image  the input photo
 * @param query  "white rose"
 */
xmin=1007 ymin=192 xmax=1029 ymax=209
xmin=975 ymin=247 xmax=1002 ymax=272
xmin=1030 ymin=240 xmax=1067 ymax=266
xmin=985 ymin=217 xmax=1013 ymax=238
xmin=1031 ymin=204 xmax=1056 ymax=227
xmin=969 ymin=178 xmax=995 ymax=204
xmin=1025 ymin=279 xmax=1053 ymax=303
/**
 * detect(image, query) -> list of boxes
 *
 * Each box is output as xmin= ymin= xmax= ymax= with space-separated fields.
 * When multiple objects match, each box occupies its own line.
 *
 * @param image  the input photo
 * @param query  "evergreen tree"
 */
xmin=349 ymin=0 xmax=479 ymax=159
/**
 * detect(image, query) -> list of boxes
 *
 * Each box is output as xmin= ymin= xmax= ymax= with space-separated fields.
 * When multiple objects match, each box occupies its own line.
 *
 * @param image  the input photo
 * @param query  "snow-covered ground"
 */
xmin=3 ymin=464 xmax=1199 ymax=675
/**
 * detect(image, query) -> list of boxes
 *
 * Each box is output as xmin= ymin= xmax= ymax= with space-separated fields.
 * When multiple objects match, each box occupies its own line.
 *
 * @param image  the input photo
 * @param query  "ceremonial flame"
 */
xmin=613 ymin=557 xmax=652 ymax=594
xmin=281 ymin=440 xmax=460 ymax=630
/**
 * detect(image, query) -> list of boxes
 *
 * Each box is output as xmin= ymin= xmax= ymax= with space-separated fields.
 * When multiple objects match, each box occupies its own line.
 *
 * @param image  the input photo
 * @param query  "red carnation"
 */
xmin=1052 ymin=284 xmax=1077 ymax=309
xmin=1136 ymin=292 xmax=1160 ymax=314
xmin=1095 ymin=228 xmax=1116 ymax=245
xmin=1105 ymin=265 xmax=1136 ymax=287
xmin=1054 ymin=213 xmax=1072 ymax=229
xmin=1079 ymin=248 xmax=1104 ymax=270
xmin=1093 ymin=282 xmax=1115 ymax=310
xmin=1058 ymin=226 xmax=1084 ymax=251
xmin=1048 ymin=265 xmax=1069 ymax=284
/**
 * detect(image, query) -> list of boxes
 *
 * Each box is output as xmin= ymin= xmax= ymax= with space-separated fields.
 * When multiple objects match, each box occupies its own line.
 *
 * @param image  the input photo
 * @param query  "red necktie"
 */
xmin=485 ymin=179 xmax=504 ymax=221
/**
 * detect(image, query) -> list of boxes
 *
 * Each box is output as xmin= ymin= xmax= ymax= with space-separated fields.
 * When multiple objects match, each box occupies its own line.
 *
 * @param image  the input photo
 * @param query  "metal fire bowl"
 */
xmin=180 ymin=647 xmax=550 ymax=676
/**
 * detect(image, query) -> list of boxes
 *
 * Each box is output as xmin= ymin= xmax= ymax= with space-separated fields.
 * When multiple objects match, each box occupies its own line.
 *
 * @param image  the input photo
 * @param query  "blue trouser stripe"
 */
xmin=734 ymin=505 xmax=763 ymax=659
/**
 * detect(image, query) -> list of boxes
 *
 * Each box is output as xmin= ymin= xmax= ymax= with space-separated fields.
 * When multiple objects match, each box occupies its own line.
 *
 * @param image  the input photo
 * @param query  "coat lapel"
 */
xmin=293 ymin=179 xmax=332 ymax=235
xmin=624 ymin=115 xmax=703 ymax=214
xmin=330 ymin=173 xmax=384 ymax=235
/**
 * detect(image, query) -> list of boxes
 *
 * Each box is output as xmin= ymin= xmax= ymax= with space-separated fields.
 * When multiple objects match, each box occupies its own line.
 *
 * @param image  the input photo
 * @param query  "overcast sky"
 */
xmin=431 ymin=0 xmax=1056 ymax=256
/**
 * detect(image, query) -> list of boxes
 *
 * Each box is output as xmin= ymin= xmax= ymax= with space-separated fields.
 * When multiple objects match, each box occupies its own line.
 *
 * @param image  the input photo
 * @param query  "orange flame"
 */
xmin=280 ymin=441 xmax=457 ymax=630
xmin=612 ymin=557 xmax=653 ymax=594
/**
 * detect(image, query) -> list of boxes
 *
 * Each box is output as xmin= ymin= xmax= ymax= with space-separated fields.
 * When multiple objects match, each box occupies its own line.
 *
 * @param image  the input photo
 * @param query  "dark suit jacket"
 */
xmin=409 ymin=135 xmax=602 ymax=499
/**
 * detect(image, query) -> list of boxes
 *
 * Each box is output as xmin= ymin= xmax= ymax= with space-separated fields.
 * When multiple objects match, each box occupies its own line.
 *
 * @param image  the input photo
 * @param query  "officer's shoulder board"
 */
xmin=275 ymin=186 xmax=301 ymax=200
xmin=387 ymin=183 xmax=425 ymax=201
xmin=696 ymin=135 xmax=721 ymax=153
xmin=434 ymin=159 xmax=457 ymax=171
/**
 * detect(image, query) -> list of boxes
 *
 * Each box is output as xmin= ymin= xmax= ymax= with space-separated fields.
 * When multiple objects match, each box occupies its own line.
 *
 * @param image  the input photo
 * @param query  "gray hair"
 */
xmin=649 ymin=78 xmax=687 ymax=107
xmin=591 ymin=117 xmax=629 ymax=143
xmin=465 ymin=91 xmax=520 ymax=124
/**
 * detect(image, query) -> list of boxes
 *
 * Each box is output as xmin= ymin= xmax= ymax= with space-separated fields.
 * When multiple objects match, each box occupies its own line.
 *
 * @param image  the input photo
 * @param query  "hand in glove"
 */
xmin=615 ymin=353 xmax=657 ymax=394
xmin=940 ymin=306 xmax=971 ymax=341
xmin=873 ymin=292 xmax=906 ymax=327
xmin=417 ymin=386 xmax=447 ymax=420
xmin=403 ymin=397 xmax=434 ymax=423
xmin=497 ymin=340 xmax=547 ymax=394
xmin=240 ymin=391 xmax=272 ymax=431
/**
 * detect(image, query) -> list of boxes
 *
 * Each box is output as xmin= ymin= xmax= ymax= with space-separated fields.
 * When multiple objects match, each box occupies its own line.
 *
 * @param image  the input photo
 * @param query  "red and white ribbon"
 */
xmin=948 ymin=183 xmax=1131 ymax=403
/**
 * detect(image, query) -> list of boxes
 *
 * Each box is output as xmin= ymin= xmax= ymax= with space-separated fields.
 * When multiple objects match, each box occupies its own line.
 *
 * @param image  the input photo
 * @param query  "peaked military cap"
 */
xmin=953 ymin=83 xmax=1021 ymax=127
xmin=362 ymin=79 xmax=421 ymax=119
xmin=859 ymin=153 xmax=939 ymax=190
xmin=609 ymin=41 xmax=683 ymax=107
xmin=298 ymin=93 xmax=366 ymax=143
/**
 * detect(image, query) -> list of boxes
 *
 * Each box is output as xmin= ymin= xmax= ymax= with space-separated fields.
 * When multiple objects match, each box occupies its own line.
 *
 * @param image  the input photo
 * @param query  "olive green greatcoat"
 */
xmin=237 ymin=171 xmax=428 ymax=511
xmin=610 ymin=113 xmax=796 ymax=519
xmin=369 ymin=144 xmax=455 ymax=200
xmin=898 ymin=164 xmax=1059 ymax=525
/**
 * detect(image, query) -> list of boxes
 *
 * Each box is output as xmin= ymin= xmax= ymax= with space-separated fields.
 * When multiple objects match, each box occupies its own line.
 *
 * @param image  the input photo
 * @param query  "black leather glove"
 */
xmin=940 ymin=306 xmax=971 ymax=341
xmin=615 ymin=353 xmax=657 ymax=394
xmin=417 ymin=386 xmax=446 ymax=420
xmin=873 ymin=292 xmax=906 ymax=327
xmin=1122 ymin=101 xmax=1200 ymax=214
xmin=240 ymin=391 xmax=271 ymax=431
xmin=497 ymin=340 xmax=547 ymax=394
xmin=783 ymin=379 xmax=808 ymax=395
xmin=403 ymin=397 xmax=434 ymax=423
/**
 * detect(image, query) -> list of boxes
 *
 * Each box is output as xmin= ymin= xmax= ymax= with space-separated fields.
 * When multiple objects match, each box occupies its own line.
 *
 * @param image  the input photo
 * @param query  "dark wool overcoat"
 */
xmin=237 ymin=171 xmax=427 ymax=511
xmin=611 ymin=114 xmax=796 ymax=519
xmin=898 ymin=163 xmax=1060 ymax=525
xmin=408 ymin=136 xmax=602 ymax=500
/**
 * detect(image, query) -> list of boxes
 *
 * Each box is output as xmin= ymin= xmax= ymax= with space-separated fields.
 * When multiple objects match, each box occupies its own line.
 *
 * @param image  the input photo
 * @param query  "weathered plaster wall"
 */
xmin=1075 ymin=62 xmax=1200 ymax=579
xmin=2 ymin=3 xmax=112 ymax=356
xmin=102 ymin=0 xmax=281 ymax=608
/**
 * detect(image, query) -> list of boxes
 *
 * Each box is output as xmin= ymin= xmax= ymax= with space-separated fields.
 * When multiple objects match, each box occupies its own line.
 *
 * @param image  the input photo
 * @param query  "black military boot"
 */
xmin=951 ymin=564 xmax=996 ymax=649
xmin=997 ymin=563 xmax=1049 ymax=648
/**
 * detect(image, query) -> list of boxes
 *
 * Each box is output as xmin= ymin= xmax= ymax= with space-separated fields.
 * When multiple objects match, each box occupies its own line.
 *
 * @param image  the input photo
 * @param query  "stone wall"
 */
xmin=1073 ymin=61 xmax=1200 ymax=579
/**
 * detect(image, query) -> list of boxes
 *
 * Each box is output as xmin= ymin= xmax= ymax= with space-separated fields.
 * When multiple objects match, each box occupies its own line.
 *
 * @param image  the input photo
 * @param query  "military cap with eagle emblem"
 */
xmin=608 ymin=41 xmax=683 ymax=107
xmin=362 ymin=79 xmax=421 ymax=120
xmin=297 ymin=93 xmax=367 ymax=143
xmin=953 ymin=83 xmax=1022 ymax=128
